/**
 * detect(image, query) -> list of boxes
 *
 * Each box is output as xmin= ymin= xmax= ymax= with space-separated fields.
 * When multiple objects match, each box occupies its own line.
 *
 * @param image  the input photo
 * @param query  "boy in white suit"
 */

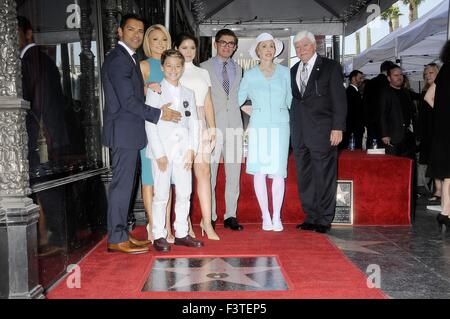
xmin=145 ymin=49 xmax=203 ymax=252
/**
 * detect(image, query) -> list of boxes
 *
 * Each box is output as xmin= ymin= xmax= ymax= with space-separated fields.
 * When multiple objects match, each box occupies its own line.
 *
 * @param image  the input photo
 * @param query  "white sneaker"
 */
xmin=262 ymin=218 xmax=274 ymax=231
xmin=272 ymin=219 xmax=283 ymax=232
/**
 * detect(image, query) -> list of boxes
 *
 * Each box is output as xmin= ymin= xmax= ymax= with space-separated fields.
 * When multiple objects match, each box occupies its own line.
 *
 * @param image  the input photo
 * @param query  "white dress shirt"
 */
xmin=20 ymin=43 xmax=36 ymax=59
xmin=296 ymin=52 xmax=318 ymax=92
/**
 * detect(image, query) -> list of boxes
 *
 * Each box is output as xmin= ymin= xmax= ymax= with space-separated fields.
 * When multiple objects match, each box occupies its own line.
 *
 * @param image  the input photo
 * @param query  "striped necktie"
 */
xmin=222 ymin=61 xmax=230 ymax=95
xmin=300 ymin=62 xmax=308 ymax=96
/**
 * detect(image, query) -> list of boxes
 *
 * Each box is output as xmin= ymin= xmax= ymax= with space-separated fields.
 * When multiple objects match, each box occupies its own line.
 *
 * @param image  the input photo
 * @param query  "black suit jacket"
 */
xmin=346 ymin=85 xmax=364 ymax=136
xmin=362 ymin=74 xmax=389 ymax=129
xmin=379 ymin=86 xmax=414 ymax=144
xmin=290 ymin=55 xmax=347 ymax=149
xmin=101 ymin=44 xmax=161 ymax=149
xmin=21 ymin=45 xmax=69 ymax=153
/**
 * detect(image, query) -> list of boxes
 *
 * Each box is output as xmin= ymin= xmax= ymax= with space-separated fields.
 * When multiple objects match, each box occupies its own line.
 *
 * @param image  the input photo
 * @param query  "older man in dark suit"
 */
xmin=290 ymin=31 xmax=347 ymax=234
xmin=102 ymin=14 xmax=181 ymax=254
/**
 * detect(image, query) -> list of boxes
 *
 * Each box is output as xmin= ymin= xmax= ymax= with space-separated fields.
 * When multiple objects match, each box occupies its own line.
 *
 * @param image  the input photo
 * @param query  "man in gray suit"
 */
xmin=201 ymin=29 xmax=244 ymax=231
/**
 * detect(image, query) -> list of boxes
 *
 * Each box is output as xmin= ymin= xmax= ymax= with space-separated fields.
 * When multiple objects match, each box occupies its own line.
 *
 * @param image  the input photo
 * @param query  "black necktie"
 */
xmin=132 ymin=53 xmax=142 ymax=74
xmin=132 ymin=53 xmax=138 ymax=65
xmin=132 ymin=53 xmax=143 ymax=86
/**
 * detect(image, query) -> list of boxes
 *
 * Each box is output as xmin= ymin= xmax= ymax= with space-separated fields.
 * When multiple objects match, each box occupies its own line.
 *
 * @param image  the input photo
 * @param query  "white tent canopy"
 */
xmin=348 ymin=0 xmax=449 ymax=80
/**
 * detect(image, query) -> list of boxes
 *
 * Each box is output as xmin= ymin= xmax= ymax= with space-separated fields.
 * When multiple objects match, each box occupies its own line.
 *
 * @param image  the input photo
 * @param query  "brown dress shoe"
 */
xmin=153 ymin=238 xmax=171 ymax=252
xmin=174 ymin=235 xmax=204 ymax=248
xmin=107 ymin=241 xmax=149 ymax=254
xmin=129 ymin=234 xmax=151 ymax=247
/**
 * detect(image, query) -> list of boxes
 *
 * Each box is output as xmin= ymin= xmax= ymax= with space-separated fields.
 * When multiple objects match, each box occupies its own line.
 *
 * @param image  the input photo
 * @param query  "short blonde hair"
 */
xmin=143 ymin=24 xmax=172 ymax=57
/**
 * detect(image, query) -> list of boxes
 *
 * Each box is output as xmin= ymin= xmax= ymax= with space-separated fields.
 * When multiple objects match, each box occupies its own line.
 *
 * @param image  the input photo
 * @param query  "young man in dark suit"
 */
xmin=290 ymin=31 xmax=347 ymax=234
xmin=362 ymin=60 xmax=395 ymax=148
xmin=379 ymin=65 xmax=416 ymax=159
xmin=102 ymin=14 xmax=181 ymax=254
xmin=18 ymin=16 xmax=71 ymax=257
xmin=343 ymin=70 xmax=364 ymax=149
xmin=18 ymin=16 xmax=70 ymax=171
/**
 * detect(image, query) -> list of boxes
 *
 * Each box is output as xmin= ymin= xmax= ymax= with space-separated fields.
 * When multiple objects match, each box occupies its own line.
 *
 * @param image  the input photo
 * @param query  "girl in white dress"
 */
xmin=175 ymin=33 xmax=220 ymax=240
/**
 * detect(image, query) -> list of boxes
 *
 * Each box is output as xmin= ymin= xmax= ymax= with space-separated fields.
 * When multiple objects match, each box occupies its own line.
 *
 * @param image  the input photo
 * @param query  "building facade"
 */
xmin=0 ymin=0 xmax=198 ymax=299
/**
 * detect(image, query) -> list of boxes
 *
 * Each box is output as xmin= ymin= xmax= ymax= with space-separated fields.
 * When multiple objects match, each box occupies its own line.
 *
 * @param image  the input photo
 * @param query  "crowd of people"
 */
xmin=343 ymin=42 xmax=450 ymax=230
xmin=101 ymin=13 xmax=450 ymax=255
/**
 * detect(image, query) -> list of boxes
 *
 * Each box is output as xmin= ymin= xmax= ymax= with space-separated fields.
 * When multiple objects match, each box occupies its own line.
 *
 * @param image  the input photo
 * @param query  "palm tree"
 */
xmin=381 ymin=5 xmax=402 ymax=33
xmin=393 ymin=9 xmax=401 ymax=31
xmin=402 ymin=0 xmax=425 ymax=23
xmin=355 ymin=31 xmax=361 ymax=54
xmin=366 ymin=26 xmax=372 ymax=48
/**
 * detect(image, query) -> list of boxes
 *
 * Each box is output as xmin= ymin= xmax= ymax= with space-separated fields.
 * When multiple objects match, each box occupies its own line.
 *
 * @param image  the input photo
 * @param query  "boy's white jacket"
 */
xmin=145 ymin=79 xmax=199 ymax=161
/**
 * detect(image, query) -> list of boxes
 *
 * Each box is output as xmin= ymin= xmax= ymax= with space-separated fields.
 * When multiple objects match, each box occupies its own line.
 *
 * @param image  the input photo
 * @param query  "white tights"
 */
xmin=253 ymin=173 xmax=285 ymax=226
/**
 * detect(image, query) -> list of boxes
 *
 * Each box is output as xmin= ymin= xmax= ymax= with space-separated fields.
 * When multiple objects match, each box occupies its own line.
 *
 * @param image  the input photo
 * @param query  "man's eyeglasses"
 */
xmin=216 ymin=40 xmax=236 ymax=48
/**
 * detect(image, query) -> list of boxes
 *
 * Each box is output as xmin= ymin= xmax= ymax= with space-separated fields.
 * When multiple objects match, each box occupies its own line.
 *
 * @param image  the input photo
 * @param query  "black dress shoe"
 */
xmin=437 ymin=214 xmax=450 ymax=232
xmin=174 ymin=235 xmax=204 ymax=248
xmin=224 ymin=217 xmax=243 ymax=231
xmin=153 ymin=238 xmax=171 ymax=252
xmin=314 ymin=224 xmax=331 ymax=234
xmin=296 ymin=222 xmax=316 ymax=231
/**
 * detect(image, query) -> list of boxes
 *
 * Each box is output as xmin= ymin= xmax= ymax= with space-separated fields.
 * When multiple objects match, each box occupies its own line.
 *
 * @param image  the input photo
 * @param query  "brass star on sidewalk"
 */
xmin=155 ymin=257 xmax=281 ymax=289
xmin=336 ymin=183 xmax=351 ymax=206
xmin=328 ymin=236 xmax=385 ymax=254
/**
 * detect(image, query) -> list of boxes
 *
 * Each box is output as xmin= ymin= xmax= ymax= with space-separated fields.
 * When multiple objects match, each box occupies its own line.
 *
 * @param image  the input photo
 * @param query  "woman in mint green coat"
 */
xmin=238 ymin=33 xmax=292 ymax=232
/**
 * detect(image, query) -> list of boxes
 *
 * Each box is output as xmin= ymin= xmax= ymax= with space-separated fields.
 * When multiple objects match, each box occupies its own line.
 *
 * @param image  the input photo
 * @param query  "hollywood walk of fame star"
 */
xmin=154 ymin=257 xmax=281 ymax=289
xmin=336 ymin=183 xmax=351 ymax=206
xmin=328 ymin=236 xmax=385 ymax=254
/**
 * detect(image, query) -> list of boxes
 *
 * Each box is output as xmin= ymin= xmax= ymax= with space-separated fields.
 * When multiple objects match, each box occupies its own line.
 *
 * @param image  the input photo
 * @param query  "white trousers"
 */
xmin=151 ymin=158 xmax=192 ymax=240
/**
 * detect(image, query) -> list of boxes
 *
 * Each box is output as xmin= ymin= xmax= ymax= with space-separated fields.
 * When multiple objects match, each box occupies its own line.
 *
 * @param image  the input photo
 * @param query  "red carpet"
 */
xmin=191 ymin=152 xmax=302 ymax=224
xmin=47 ymin=225 xmax=386 ymax=299
xmin=191 ymin=151 xmax=412 ymax=225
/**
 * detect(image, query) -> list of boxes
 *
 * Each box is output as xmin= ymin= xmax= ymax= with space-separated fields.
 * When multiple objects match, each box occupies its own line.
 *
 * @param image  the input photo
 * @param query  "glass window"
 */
xmin=17 ymin=0 xmax=104 ymax=185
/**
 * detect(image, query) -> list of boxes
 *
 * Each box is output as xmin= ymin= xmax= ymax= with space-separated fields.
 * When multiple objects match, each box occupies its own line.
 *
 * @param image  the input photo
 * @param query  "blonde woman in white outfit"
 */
xmin=175 ymin=33 xmax=220 ymax=240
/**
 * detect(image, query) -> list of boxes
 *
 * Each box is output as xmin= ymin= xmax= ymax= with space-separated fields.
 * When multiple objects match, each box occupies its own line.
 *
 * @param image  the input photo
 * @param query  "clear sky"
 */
xmin=344 ymin=0 xmax=445 ymax=55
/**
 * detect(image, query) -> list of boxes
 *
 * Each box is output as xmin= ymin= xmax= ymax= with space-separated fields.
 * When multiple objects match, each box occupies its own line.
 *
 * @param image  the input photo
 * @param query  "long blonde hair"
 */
xmin=143 ymin=24 xmax=172 ymax=58
xmin=422 ymin=63 xmax=440 ymax=92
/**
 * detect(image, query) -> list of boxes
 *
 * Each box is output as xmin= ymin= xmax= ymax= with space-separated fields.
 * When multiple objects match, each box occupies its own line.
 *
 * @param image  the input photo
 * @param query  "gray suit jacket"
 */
xmin=201 ymin=58 xmax=243 ymax=137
